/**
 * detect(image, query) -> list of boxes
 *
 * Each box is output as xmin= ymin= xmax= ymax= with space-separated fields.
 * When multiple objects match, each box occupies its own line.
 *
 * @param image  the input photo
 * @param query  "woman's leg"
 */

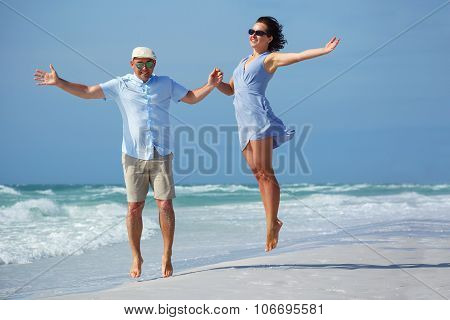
xmin=244 ymin=137 xmax=283 ymax=251
xmin=242 ymin=143 xmax=270 ymax=217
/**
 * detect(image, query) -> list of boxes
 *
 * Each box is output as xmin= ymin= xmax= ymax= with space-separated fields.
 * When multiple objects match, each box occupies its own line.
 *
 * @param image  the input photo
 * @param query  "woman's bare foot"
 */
xmin=129 ymin=256 xmax=143 ymax=278
xmin=265 ymin=219 xmax=283 ymax=252
xmin=162 ymin=255 xmax=173 ymax=278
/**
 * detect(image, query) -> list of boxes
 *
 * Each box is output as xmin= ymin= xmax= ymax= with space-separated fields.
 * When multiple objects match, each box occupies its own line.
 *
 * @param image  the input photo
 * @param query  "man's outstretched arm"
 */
xmin=34 ymin=64 xmax=104 ymax=99
xmin=181 ymin=68 xmax=223 ymax=105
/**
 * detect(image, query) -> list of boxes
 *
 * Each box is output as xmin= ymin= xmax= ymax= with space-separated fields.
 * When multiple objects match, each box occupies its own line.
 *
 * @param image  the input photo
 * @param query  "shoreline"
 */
xmin=51 ymin=236 xmax=450 ymax=300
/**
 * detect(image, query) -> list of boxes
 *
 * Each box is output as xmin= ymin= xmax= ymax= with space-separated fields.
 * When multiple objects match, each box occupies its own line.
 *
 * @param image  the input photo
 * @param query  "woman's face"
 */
xmin=249 ymin=22 xmax=273 ymax=51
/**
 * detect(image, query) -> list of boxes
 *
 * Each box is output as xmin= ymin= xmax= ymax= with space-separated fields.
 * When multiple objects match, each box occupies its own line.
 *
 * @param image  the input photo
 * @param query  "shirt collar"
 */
xmin=130 ymin=73 xmax=155 ymax=85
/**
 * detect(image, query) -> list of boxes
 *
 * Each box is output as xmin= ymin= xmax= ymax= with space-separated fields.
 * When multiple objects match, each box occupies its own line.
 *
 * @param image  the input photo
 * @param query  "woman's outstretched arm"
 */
xmin=265 ymin=36 xmax=340 ymax=73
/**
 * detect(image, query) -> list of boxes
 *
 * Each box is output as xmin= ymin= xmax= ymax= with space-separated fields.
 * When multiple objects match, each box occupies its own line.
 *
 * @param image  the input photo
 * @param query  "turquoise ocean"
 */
xmin=1 ymin=183 xmax=450 ymax=299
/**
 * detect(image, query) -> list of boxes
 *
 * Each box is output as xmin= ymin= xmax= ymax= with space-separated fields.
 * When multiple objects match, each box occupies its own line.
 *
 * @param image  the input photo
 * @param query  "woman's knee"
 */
xmin=255 ymin=167 xmax=277 ymax=183
xmin=248 ymin=164 xmax=259 ymax=176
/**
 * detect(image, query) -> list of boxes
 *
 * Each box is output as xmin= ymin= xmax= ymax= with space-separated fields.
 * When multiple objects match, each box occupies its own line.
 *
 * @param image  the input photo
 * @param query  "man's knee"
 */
xmin=128 ymin=201 xmax=145 ymax=216
xmin=157 ymin=200 xmax=173 ymax=214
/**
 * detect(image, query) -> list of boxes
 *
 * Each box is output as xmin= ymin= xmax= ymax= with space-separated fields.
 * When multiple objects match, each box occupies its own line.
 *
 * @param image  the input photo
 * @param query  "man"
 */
xmin=34 ymin=47 xmax=223 ymax=278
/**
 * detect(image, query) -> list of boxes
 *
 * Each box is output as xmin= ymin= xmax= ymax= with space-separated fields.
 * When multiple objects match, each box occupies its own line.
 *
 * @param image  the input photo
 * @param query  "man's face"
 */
xmin=130 ymin=57 xmax=156 ymax=82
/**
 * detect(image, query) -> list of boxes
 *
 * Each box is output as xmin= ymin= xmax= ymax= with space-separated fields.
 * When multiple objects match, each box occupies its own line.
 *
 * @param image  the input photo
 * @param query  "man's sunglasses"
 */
xmin=135 ymin=61 xmax=155 ymax=70
xmin=248 ymin=29 xmax=268 ymax=37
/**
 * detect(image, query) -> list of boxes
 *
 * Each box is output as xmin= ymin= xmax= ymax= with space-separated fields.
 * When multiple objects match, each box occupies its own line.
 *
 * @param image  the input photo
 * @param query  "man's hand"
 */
xmin=181 ymin=68 xmax=224 ymax=104
xmin=33 ymin=64 xmax=104 ymax=99
xmin=34 ymin=64 xmax=60 ymax=86
xmin=207 ymin=67 xmax=223 ymax=87
xmin=324 ymin=36 xmax=340 ymax=53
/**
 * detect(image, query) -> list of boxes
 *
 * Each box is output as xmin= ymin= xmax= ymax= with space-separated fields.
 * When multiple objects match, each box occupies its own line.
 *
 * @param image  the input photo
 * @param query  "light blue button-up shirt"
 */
xmin=100 ymin=74 xmax=188 ymax=160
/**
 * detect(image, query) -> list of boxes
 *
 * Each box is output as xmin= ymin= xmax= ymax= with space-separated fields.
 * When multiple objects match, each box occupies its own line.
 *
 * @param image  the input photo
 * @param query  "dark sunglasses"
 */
xmin=135 ymin=61 xmax=155 ymax=70
xmin=248 ymin=29 xmax=268 ymax=37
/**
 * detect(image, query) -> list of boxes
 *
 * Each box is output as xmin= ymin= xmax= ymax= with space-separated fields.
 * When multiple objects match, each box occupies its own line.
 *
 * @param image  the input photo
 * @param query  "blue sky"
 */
xmin=0 ymin=0 xmax=449 ymax=185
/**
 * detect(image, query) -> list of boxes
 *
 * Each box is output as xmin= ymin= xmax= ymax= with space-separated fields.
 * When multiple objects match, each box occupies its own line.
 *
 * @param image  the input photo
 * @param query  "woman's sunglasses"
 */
xmin=248 ymin=29 xmax=268 ymax=37
xmin=135 ymin=61 xmax=155 ymax=70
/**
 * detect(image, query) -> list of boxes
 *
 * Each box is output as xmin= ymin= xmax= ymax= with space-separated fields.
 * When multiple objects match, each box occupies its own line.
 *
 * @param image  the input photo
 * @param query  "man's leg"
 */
xmin=155 ymin=199 xmax=175 ymax=278
xmin=122 ymin=153 xmax=149 ymax=278
xmin=126 ymin=201 xmax=145 ymax=278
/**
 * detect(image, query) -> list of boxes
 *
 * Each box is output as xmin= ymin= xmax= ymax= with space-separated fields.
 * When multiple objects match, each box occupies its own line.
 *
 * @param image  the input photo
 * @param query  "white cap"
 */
xmin=131 ymin=47 xmax=157 ymax=60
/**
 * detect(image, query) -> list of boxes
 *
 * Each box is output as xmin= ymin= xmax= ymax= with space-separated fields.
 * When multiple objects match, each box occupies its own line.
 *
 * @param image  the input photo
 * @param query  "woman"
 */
xmin=217 ymin=16 xmax=340 ymax=251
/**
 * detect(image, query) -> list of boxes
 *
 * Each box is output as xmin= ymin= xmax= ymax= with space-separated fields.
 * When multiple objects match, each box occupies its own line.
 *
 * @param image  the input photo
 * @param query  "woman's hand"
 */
xmin=324 ymin=36 xmax=340 ymax=53
xmin=208 ymin=67 xmax=224 ymax=87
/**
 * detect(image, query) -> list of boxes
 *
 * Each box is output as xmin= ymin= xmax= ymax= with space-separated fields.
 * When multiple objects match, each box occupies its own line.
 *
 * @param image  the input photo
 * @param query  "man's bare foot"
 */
xmin=162 ymin=255 xmax=173 ymax=278
xmin=129 ymin=256 xmax=143 ymax=278
xmin=265 ymin=219 xmax=283 ymax=252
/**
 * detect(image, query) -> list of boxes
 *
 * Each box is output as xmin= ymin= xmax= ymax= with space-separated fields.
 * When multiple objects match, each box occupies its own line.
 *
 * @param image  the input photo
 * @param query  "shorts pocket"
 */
xmin=123 ymin=154 xmax=144 ymax=174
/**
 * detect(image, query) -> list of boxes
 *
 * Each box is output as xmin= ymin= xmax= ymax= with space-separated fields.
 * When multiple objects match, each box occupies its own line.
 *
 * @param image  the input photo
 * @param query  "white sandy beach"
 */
xmin=53 ymin=237 xmax=450 ymax=300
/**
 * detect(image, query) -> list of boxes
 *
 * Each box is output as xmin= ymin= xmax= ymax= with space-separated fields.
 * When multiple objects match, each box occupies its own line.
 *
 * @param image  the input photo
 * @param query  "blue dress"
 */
xmin=232 ymin=51 xmax=295 ymax=151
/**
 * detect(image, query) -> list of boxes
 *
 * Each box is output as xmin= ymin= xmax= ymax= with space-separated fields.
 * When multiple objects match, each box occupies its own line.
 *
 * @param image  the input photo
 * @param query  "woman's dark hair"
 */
xmin=256 ymin=16 xmax=287 ymax=52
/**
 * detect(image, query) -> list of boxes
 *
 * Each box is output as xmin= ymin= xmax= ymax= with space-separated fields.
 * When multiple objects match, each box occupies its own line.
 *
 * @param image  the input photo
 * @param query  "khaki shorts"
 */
xmin=122 ymin=151 xmax=176 ymax=202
